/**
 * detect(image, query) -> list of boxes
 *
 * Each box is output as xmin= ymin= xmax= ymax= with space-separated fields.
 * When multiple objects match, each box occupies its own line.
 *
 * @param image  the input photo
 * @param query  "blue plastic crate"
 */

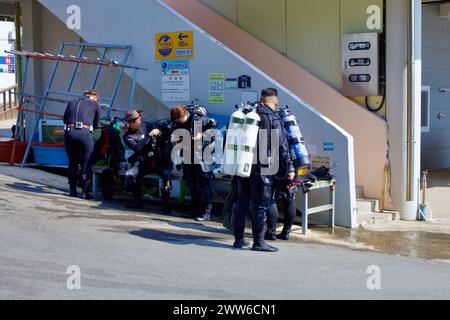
xmin=32 ymin=144 xmax=68 ymax=166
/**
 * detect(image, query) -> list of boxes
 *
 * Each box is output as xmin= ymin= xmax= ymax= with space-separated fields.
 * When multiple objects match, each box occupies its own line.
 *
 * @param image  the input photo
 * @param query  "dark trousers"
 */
xmin=125 ymin=160 xmax=172 ymax=202
xmin=234 ymin=174 xmax=275 ymax=245
xmin=64 ymin=128 xmax=93 ymax=187
xmin=266 ymin=190 xmax=297 ymax=236
xmin=183 ymin=164 xmax=213 ymax=217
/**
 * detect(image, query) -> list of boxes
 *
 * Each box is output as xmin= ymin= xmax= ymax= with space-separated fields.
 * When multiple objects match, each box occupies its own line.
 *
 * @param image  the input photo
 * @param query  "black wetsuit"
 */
xmin=123 ymin=121 xmax=174 ymax=210
xmin=63 ymin=97 xmax=101 ymax=197
xmin=266 ymin=179 xmax=297 ymax=238
xmin=234 ymin=104 xmax=294 ymax=246
xmin=172 ymin=109 xmax=217 ymax=218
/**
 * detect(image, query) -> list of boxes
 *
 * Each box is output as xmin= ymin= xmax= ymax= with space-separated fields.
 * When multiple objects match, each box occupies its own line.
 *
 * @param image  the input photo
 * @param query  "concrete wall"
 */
xmin=422 ymin=4 xmax=450 ymax=170
xmin=37 ymin=0 xmax=357 ymax=227
xmin=200 ymin=0 xmax=386 ymax=117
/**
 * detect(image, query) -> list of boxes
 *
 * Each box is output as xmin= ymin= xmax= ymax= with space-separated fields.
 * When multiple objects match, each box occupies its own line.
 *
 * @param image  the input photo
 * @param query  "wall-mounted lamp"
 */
xmin=439 ymin=88 xmax=450 ymax=93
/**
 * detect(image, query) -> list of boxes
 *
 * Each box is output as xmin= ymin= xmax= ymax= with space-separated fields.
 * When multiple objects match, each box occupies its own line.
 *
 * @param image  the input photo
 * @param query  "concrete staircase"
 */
xmin=356 ymin=186 xmax=399 ymax=226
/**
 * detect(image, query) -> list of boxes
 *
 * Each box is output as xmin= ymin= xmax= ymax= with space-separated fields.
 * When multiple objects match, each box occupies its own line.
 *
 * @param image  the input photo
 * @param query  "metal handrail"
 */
xmin=0 ymin=84 xmax=18 ymax=112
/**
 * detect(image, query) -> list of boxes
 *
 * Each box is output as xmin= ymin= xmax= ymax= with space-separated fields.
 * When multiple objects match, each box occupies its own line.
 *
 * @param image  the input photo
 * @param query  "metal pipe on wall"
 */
xmin=406 ymin=0 xmax=416 ymax=201
xmin=386 ymin=0 xmax=420 ymax=220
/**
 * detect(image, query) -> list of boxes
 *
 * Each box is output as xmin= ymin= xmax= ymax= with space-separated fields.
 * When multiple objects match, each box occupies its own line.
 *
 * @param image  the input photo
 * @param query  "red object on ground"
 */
xmin=0 ymin=138 xmax=29 ymax=163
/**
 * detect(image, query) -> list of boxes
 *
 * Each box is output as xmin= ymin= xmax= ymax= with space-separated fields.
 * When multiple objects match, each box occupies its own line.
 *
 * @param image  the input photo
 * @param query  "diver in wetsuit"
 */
xmin=63 ymin=89 xmax=101 ymax=199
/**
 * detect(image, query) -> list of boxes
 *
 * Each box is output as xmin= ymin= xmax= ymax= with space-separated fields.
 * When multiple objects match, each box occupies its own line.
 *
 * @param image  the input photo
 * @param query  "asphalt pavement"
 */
xmin=0 ymin=167 xmax=450 ymax=300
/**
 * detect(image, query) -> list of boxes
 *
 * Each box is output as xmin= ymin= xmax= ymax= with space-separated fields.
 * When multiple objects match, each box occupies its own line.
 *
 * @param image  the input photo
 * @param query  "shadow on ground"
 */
xmin=6 ymin=182 xmax=58 ymax=195
xmin=129 ymin=228 xmax=232 ymax=249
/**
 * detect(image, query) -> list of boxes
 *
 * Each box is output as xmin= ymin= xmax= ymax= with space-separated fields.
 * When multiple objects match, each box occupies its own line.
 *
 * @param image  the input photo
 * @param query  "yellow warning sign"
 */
xmin=155 ymin=31 xmax=194 ymax=60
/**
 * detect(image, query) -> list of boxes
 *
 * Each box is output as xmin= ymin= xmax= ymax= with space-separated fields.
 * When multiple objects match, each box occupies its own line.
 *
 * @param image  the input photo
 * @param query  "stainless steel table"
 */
xmin=299 ymin=180 xmax=336 ymax=235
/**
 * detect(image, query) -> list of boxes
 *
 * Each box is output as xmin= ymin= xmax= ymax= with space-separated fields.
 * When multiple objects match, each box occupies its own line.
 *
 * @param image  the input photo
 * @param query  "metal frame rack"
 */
xmin=6 ymin=42 xmax=147 ymax=167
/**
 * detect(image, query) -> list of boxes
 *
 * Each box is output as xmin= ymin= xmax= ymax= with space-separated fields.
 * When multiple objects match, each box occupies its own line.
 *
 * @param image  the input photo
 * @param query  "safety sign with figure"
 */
xmin=155 ymin=31 xmax=194 ymax=60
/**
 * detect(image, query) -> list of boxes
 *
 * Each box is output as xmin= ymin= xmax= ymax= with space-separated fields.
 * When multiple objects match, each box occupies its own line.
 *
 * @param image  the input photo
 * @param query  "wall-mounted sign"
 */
xmin=238 ymin=75 xmax=251 ymax=89
xmin=208 ymin=73 xmax=225 ymax=104
xmin=349 ymin=58 xmax=371 ymax=67
xmin=155 ymin=31 xmax=194 ymax=60
xmin=0 ymin=65 xmax=15 ymax=74
xmin=161 ymin=59 xmax=190 ymax=75
xmin=323 ymin=142 xmax=335 ymax=152
xmin=162 ymin=75 xmax=190 ymax=102
xmin=349 ymin=74 xmax=371 ymax=83
xmin=225 ymin=78 xmax=238 ymax=90
xmin=0 ymin=56 xmax=15 ymax=65
xmin=348 ymin=41 xmax=371 ymax=51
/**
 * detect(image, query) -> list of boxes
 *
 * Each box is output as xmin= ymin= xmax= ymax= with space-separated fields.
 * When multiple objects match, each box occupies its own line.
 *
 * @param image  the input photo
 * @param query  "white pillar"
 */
xmin=21 ymin=0 xmax=42 ymax=95
xmin=386 ymin=0 xmax=421 ymax=220
xmin=412 ymin=0 xmax=422 ymax=216
xmin=21 ymin=0 xmax=42 ymax=141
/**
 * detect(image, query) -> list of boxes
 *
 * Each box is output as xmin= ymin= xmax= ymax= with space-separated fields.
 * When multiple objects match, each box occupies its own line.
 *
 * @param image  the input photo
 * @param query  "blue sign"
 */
xmin=0 ymin=56 xmax=15 ymax=65
xmin=161 ymin=59 xmax=190 ymax=75
xmin=324 ymin=142 xmax=335 ymax=152
xmin=238 ymin=75 xmax=251 ymax=89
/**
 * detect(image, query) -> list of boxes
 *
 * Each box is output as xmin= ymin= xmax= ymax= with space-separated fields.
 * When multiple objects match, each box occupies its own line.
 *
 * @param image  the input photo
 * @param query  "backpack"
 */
xmin=256 ymin=106 xmax=289 ymax=180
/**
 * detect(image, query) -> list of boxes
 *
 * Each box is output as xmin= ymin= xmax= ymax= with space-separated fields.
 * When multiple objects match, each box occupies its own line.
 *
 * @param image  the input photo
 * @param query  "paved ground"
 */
xmin=1 ymin=165 xmax=450 ymax=300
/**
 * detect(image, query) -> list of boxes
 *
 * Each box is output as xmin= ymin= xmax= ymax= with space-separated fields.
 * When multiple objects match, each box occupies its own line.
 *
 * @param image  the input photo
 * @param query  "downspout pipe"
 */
xmin=386 ymin=0 xmax=420 ymax=220
xmin=406 ymin=0 xmax=415 ymax=202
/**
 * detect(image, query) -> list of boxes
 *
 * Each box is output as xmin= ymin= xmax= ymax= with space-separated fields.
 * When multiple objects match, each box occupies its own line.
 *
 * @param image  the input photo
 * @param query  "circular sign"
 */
xmin=157 ymin=35 xmax=173 ymax=57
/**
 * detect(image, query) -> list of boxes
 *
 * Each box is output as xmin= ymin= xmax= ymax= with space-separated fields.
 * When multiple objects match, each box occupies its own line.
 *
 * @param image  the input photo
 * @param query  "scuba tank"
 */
xmin=222 ymin=104 xmax=246 ymax=176
xmin=187 ymin=98 xmax=209 ymax=118
xmin=279 ymin=105 xmax=310 ymax=171
xmin=202 ymin=126 xmax=224 ymax=174
xmin=236 ymin=102 xmax=261 ymax=178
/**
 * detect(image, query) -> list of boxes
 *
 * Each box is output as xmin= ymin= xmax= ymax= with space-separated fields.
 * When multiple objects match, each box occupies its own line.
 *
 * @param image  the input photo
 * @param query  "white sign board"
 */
xmin=162 ymin=75 xmax=190 ymax=102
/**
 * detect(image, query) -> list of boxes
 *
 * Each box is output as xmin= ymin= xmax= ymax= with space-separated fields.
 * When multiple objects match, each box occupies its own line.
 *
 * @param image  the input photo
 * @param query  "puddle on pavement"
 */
xmin=315 ymin=227 xmax=450 ymax=260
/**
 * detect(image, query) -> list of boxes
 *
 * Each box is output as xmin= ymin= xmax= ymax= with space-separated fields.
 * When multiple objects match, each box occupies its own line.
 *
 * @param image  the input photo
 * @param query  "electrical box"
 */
xmin=342 ymin=33 xmax=379 ymax=97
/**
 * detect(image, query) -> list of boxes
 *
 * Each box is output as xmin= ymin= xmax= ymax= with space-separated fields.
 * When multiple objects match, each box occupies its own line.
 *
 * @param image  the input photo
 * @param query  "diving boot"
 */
xmin=161 ymin=188 xmax=172 ymax=214
xmin=264 ymin=231 xmax=277 ymax=241
xmin=277 ymin=230 xmax=291 ymax=241
xmin=69 ymin=183 xmax=78 ymax=198
xmin=233 ymin=238 xmax=251 ymax=249
xmin=81 ymin=179 xmax=93 ymax=200
xmin=252 ymin=241 xmax=279 ymax=253
xmin=195 ymin=211 xmax=211 ymax=222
